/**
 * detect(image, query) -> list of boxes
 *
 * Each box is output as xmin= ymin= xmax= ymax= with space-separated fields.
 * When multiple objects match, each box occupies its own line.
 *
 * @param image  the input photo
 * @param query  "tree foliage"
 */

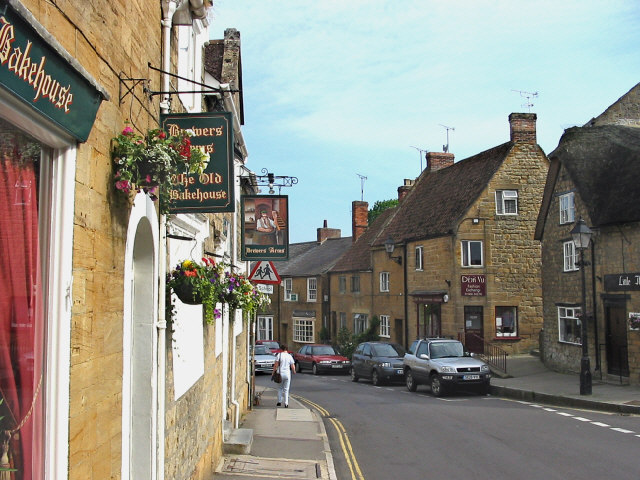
xmin=368 ymin=199 xmax=398 ymax=224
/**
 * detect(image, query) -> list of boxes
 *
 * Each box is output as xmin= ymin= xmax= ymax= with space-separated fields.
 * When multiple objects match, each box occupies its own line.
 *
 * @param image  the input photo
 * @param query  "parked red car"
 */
xmin=293 ymin=344 xmax=351 ymax=375
xmin=256 ymin=340 xmax=283 ymax=354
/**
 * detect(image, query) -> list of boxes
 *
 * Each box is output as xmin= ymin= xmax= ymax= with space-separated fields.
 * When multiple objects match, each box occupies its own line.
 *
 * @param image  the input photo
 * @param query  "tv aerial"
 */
xmin=410 ymin=146 xmax=428 ymax=172
xmin=439 ymin=124 xmax=455 ymax=153
xmin=356 ymin=173 xmax=367 ymax=201
xmin=512 ymin=89 xmax=538 ymax=112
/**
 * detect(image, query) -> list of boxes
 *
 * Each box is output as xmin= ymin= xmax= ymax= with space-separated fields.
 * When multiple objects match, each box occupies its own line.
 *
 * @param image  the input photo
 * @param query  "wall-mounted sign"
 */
xmin=249 ymin=261 xmax=282 ymax=285
xmin=461 ymin=274 xmax=486 ymax=296
xmin=160 ymin=112 xmax=234 ymax=213
xmin=241 ymin=195 xmax=288 ymax=260
xmin=0 ymin=2 xmax=105 ymax=141
xmin=604 ymin=273 xmax=640 ymax=292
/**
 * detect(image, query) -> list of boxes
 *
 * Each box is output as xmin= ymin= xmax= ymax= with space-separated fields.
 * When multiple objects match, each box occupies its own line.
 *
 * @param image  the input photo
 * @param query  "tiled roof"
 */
xmin=274 ymin=237 xmax=353 ymax=277
xmin=373 ymin=143 xmax=513 ymax=246
xmin=549 ymin=125 xmax=640 ymax=227
xmin=331 ymin=207 xmax=397 ymax=273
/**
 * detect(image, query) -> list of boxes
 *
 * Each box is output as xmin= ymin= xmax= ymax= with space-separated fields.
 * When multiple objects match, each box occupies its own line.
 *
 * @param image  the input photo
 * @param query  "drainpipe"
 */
xmin=229 ymin=189 xmax=240 ymax=428
xmin=157 ymin=2 xmax=177 ymax=479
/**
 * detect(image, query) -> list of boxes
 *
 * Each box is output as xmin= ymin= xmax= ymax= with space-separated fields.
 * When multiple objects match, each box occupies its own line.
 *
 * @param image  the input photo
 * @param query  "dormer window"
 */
xmin=496 ymin=190 xmax=518 ymax=215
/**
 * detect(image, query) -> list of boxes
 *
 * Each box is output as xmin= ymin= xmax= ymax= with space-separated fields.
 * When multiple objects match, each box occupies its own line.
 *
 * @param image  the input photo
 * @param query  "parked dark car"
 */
xmin=351 ymin=342 xmax=406 ymax=385
xmin=293 ymin=344 xmax=351 ymax=375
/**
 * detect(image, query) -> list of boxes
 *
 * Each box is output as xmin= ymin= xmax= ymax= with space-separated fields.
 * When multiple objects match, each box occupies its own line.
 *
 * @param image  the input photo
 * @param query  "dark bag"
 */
xmin=271 ymin=372 xmax=282 ymax=383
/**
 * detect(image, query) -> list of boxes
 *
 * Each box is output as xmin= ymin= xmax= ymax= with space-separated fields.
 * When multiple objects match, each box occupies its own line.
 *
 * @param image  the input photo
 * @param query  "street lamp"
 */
xmin=384 ymin=236 xmax=402 ymax=265
xmin=571 ymin=217 xmax=593 ymax=395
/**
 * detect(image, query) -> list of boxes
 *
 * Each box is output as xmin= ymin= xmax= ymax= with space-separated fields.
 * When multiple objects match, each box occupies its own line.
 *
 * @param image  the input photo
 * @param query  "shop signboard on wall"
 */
xmin=0 ymin=2 xmax=104 ymax=141
xmin=461 ymin=274 xmax=486 ymax=296
xmin=604 ymin=273 xmax=640 ymax=291
xmin=160 ymin=112 xmax=234 ymax=213
xmin=241 ymin=195 xmax=289 ymax=261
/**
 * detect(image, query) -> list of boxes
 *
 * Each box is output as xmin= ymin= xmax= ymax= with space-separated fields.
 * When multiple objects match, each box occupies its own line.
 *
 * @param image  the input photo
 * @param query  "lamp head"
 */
xmin=571 ymin=217 xmax=593 ymax=250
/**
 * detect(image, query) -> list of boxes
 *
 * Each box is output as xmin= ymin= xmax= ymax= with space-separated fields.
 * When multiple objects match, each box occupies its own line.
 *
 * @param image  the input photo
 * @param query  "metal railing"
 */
xmin=459 ymin=332 xmax=508 ymax=374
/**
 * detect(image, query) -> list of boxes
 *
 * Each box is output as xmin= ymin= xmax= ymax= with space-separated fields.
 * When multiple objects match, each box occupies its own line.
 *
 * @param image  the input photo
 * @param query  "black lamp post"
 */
xmin=384 ymin=236 xmax=402 ymax=265
xmin=571 ymin=217 xmax=593 ymax=395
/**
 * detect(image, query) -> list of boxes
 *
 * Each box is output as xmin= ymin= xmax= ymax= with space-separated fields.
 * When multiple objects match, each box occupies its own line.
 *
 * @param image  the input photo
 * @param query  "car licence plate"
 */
xmin=463 ymin=374 xmax=480 ymax=380
xmin=331 ymin=365 xmax=342 ymax=368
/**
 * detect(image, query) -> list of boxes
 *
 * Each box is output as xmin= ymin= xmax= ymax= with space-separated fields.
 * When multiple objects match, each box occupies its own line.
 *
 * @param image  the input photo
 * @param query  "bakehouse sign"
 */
xmin=0 ymin=2 xmax=103 ymax=141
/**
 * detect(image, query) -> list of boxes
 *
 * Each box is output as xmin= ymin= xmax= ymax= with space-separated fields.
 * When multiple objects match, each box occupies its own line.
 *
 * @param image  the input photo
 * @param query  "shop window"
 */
xmin=495 ymin=306 xmax=517 ymax=337
xmin=558 ymin=306 xmax=581 ymax=344
xmin=293 ymin=318 xmax=314 ymax=343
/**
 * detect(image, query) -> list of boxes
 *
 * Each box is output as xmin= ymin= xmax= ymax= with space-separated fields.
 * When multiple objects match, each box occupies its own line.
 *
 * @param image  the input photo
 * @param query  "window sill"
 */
xmin=493 ymin=336 xmax=520 ymax=341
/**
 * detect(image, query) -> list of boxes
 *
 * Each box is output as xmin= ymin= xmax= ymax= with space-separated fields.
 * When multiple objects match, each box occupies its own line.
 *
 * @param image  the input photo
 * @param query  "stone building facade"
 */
xmin=0 ymin=2 xmax=254 ymax=479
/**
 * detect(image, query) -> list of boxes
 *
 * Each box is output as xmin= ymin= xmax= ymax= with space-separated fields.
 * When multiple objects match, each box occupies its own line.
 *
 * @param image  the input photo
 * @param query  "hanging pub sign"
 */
xmin=0 ymin=1 xmax=105 ymax=141
xmin=241 ymin=195 xmax=289 ymax=261
xmin=160 ymin=112 xmax=234 ymax=213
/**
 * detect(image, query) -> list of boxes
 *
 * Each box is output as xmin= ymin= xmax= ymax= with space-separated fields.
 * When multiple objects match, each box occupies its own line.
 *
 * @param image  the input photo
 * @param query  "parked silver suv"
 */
xmin=403 ymin=338 xmax=491 ymax=396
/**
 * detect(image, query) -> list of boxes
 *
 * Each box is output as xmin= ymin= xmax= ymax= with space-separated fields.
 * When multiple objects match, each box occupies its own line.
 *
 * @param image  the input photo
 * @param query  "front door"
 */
xmin=417 ymin=304 xmax=441 ymax=338
xmin=464 ymin=306 xmax=484 ymax=354
xmin=605 ymin=305 xmax=629 ymax=376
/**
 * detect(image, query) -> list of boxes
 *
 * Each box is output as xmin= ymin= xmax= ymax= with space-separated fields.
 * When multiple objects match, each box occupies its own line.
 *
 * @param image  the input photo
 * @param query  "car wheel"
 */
xmin=430 ymin=374 xmax=446 ymax=397
xmin=405 ymin=369 xmax=417 ymax=392
xmin=312 ymin=363 xmax=319 ymax=375
xmin=371 ymin=369 xmax=381 ymax=386
xmin=350 ymin=368 xmax=359 ymax=382
xmin=481 ymin=383 xmax=490 ymax=396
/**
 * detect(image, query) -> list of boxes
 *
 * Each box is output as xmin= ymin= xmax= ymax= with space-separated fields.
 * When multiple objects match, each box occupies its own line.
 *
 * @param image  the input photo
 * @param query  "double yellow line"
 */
xmin=293 ymin=395 xmax=365 ymax=480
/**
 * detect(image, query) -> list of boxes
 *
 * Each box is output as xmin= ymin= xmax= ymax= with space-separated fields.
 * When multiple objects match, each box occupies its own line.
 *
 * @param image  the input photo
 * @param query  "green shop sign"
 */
xmin=161 ymin=112 xmax=234 ymax=213
xmin=0 ymin=1 xmax=104 ymax=141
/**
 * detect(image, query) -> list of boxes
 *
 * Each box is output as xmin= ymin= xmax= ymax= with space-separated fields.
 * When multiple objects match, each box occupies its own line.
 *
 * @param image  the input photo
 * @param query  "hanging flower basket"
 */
xmin=111 ymin=123 xmax=208 ymax=212
xmin=172 ymin=281 xmax=203 ymax=305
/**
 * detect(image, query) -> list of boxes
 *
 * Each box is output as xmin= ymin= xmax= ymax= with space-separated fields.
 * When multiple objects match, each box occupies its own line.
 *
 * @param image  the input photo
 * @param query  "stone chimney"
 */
xmin=509 ymin=112 xmax=537 ymax=144
xmin=317 ymin=220 xmax=341 ymax=244
xmin=398 ymin=179 xmax=415 ymax=201
xmin=352 ymin=201 xmax=368 ymax=242
xmin=426 ymin=152 xmax=454 ymax=172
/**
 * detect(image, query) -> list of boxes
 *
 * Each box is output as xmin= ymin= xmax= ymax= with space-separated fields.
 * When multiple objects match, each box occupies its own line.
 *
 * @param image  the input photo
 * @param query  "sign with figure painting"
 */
xmin=241 ymin=195 xmax=289 ymax=260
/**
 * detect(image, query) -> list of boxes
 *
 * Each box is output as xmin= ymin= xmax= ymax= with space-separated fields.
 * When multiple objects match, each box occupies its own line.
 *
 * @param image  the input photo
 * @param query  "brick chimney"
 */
xmin=398 ymin=179 xmax=415 ymax=201
xmin=352 ymin=201 xmax=368 ymax=242
xmin=509 ymin=112 xmax=537 ymax=144
xmin=426 ymin=152 xmax=454 ymax=172
xmin=317 ymin=220 xmax=341 ymax=243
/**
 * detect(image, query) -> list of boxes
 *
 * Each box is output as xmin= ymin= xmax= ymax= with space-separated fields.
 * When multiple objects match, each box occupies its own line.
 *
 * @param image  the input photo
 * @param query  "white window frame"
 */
xmin=415 ymin=246 xmax=424 ymax=271
xmin=307 ymin=277 xmax=317 ymax=302
xmin=496 ymin=190 xmax=518 ymax=215
xmin=379 ymin=272 xmax=390 ymax=292
xmin=461 ymin=240 xmax=483 ymax=267
xmin=558 ymin=306 xmax=581 ymax=345
xmin=559 ymin=192 xmax=575 ymax=225
xmin=284 ymin=278 xmax=293 ymax=301
xmin=563 ymin=241 xmax=578 ymax=272
xmin=379 ymin=315 xmax=390 ymax=338
xmin=257 ymin=315 xmax=274 ymax=340
xmin=293 ymin=318 xmax=315 ymax=343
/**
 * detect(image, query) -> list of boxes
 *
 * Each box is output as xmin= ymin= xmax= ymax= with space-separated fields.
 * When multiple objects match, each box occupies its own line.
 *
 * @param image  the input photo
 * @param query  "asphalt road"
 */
xmin=257 ymin=371 xmax=640 ymax=480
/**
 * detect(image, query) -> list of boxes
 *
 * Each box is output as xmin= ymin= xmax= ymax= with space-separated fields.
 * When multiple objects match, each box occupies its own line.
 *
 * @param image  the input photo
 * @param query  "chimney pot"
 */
xmin=509 ymin=112 xmax=537 ymax=144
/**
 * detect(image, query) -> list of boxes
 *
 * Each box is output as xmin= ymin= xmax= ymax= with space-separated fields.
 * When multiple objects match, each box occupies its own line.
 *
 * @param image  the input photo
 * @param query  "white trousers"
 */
xmin=278 ymin=373 xmax=291 ymax=405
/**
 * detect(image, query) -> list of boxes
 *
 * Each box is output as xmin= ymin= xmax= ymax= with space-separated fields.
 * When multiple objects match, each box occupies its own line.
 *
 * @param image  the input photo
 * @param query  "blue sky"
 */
xmin=209 ymin=1 xmax=640 ymax=244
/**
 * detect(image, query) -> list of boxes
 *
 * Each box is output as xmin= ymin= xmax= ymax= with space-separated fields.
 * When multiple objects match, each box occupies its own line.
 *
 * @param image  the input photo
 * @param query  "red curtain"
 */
xmin=0 ymin=133 xmax=44 ymax=480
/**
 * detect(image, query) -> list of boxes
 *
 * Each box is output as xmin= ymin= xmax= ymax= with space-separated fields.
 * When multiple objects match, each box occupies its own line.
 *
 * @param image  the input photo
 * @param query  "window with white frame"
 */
xmin=354 ymin=313 xmax=368 ymax=334
xmin=379 ymin=315 xmax=390 ymax=337
xmin=379 ymin=272 xmax=390 ymax=292
xmin=339 ymin=312 xmax=347 ymax=329
xmin=461 ymin=240 xmax=483 ymax=267
xmin=559 ymin=192 xmax=575 ymax=225
xmin=293 ymin=317 xmax=314 ymax=343
xmin=496 ymin=190 xmax=518 ymax=215
xmin=495 ymin=306 xmax=517 ymax=337
xmin=307 ymin=277 xmax=317 ymax=302
xmin=284 ymin=278 xmax=293 ymax=301
xmin=257 ymin=315 xmax=273 ymax=340
xmin=558 ymin=306 xmax=581 ymax=344
xmin=563 ymin=241 xmax=578 ymax=272
xmin=415 ymin=246 xmax=424 ymax=271
xmin=338 ymin=275 xmax=346 ymax=294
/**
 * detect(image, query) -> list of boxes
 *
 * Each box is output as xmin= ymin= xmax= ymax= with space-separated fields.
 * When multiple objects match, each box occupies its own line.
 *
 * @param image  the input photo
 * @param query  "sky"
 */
xmin=208 ymin=1 xmax=640 ymax=244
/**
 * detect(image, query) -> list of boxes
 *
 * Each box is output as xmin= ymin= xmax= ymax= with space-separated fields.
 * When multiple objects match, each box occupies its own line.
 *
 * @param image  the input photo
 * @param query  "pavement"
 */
xmin=212 ymin=355 xmax=640 ymax=479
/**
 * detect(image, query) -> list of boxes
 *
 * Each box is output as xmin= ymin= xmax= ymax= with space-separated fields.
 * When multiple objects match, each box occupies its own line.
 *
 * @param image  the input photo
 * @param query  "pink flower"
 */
xmin=115 ymin=180 xmax=132 ymax=193
xmin=122 ymin=126 xmax=134 ymax=135
xmin=145 ymin=174 xmax=152 ymax=183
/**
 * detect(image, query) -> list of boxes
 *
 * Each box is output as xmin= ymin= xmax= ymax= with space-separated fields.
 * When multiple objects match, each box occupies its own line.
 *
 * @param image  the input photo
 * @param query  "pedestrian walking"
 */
xmin=273 ymin=344 xmax=296 ymax=407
